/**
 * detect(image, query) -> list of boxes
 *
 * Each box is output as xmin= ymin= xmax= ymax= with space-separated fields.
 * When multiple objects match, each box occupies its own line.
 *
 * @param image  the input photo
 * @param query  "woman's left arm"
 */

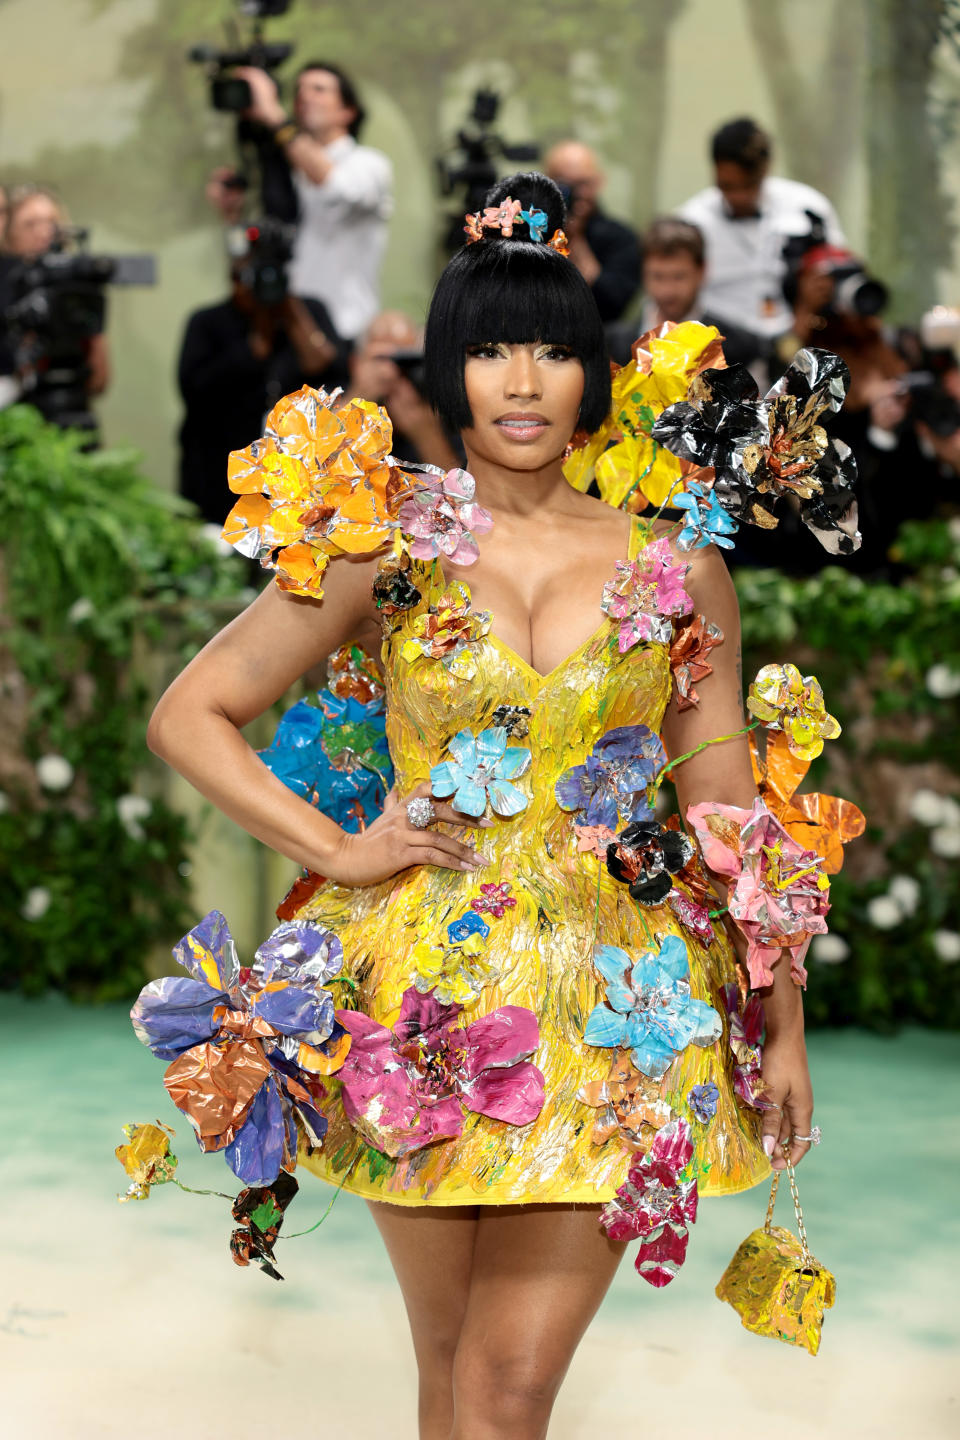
xmin=660 ymin=542 xmax=814 ymax=1171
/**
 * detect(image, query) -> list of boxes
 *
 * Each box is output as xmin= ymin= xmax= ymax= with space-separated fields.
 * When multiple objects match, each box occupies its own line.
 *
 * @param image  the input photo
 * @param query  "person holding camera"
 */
xmin=0 ymin=184 xmax=110 ymax=411
xmin=176 ymin=250 xmax=349 ymax=526
xmin=344 ymin=310 xmax=459 ymax=471
xmin=543 ymin=140 xmax=640 ymax=323
xmin=209 ymin=60 xmax=392 ymax=343
xmin=677 ymin=118 xmax=845 ymax=344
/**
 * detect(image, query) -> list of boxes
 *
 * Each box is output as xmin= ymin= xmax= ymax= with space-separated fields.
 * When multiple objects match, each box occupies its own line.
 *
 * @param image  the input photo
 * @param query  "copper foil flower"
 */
xmin=578 ymin=1054 xmax=674 ymax=1147
xmin=687 ymin=799 xmax=831 ymax=988
xmin=653 ymin=348 xmax=861 ymax=555
xmin=749 ymin=730 xmax=865 ymax=876
xmin=400 ymin=582 xmax=492 ymax=679
xmin=747 ymin=663 xmax=841 ymax=761
xmin=599 ymin=1118 xmax=699 ymax=1286
xmin=326 ymin=642 xmax=385 ymax=704
xmin=223 ymin=387 xmax=407 ymax=597
xmin=373 ymin=550 xmax=422 ymax=616
xmin=669 ymin=614 xmax=724 ymax=711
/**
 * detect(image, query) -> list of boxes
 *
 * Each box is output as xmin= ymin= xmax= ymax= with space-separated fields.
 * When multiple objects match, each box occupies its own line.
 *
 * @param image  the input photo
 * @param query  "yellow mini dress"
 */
xmin=296 ymin=516 xmax=769 ymax=1206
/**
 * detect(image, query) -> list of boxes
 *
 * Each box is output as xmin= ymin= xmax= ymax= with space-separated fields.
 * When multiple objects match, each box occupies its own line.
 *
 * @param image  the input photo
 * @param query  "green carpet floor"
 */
xmin=3 ymin=996 xmax=957 ymax=1437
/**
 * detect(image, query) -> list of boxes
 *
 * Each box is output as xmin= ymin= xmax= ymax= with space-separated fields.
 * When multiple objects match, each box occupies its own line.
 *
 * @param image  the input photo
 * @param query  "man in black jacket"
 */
xmin=176 ymin=255 xmax=349 ymax=525
xmin=543 ymin=141 xmax=640 ymax=324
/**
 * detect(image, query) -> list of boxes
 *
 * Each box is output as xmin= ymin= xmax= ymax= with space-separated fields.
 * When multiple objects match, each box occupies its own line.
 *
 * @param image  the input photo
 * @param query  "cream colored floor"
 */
xmin=3 ymin=998 xmax=957 ymax=1439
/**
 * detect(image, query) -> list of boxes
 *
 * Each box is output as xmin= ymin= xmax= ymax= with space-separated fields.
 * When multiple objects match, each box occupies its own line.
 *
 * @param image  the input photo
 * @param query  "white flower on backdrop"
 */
xmin=925 ymin=663 xmax=960 ymax=699
xmin=116 ymin=793 xmax=152 ymax=840
xmin=930 ymin=827 xmax=960 ymax=859
xmin=810 ymin=934 xmax=850 ymax=964
xmin=22 ymin=886 xmax=51 ymax=921
xmin=932 ymin=930 xmax=960 ymax=964
xmin=35 ymin=754 xmax=74 ymax=791
xmin=866 ymin=895 xmax=903 ymax=930
xmin=888 ymin=875 xmax=921 ymax=915
xmin=67 ymin=596 xmax=95 ymax=624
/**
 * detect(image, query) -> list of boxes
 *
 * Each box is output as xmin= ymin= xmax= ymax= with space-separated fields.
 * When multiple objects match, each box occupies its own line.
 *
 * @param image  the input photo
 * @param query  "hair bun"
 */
xmin=480 ymin=171 xmax=566 ymax=241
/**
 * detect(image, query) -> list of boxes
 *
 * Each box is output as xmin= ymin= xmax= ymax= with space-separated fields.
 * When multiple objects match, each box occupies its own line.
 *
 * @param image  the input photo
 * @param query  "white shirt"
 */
xmin=289 ymin=135 xmax=393 ymax=341
xmin=676 ymin=175 xmax=846 ymax=338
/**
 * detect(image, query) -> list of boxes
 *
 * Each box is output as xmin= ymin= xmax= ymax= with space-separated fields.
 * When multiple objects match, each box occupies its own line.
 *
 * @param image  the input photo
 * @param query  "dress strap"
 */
xmin=627 ymin=514 xmax=651 ymax=562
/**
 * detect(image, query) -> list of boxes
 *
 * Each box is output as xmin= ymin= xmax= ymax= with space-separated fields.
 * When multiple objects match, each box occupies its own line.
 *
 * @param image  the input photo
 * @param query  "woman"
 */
xmin=148 ymin=174 xmax=814 ymax=1439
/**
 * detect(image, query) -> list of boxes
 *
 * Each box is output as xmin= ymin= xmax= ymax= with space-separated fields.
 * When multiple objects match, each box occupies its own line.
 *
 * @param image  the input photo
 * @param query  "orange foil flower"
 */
xmin=578 ymin=1054 xmax=674 ymax=1148
xmin=669 ymin=614 xmax=724 ymax=710
xmin=222 ymin=386 xmax=407 ymax=598
xmin=749 ymin=730 xmax=864 ymax=875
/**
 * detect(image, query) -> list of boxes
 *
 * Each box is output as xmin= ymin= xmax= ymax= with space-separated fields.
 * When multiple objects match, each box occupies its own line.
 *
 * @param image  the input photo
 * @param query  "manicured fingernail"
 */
xmin=479 ymin=819 xmax=495 ymax=828
xmin=762 ymin=1135 xmax=775 ymax=1157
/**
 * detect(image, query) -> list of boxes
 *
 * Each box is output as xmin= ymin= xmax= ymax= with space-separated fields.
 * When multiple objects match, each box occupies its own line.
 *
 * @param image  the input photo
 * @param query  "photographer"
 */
xmin=345 ymin=310 xmax=459 ymax=471
xmin=543 ymin=141 xmax=640 ymax=323
xmin=209 ymin=60 xmax=392 ymax=342
xmin=177 ymin=250 xmax=349 ymax=525
xmin=0 ymin=184 xmax=110 ymax=409
xmin=677 ymin=117 xmax=845 ymax=343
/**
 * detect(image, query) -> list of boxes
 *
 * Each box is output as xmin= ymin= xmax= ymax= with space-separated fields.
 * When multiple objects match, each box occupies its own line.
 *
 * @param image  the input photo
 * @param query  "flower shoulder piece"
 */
xmin=398 ymin=467 xmax=493 ymax=565
xmin=601 ymin=537 xmax=693 ymax=651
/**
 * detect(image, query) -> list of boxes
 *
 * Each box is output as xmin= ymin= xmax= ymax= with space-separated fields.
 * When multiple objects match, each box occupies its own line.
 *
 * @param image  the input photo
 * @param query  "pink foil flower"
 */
xmin=482 ymin=197 xmax=523 ymax=236
xmin=686 ymin=797 xmax=831 ymax=989
xmin=399 ymin=468 xmax=493 ymax=565
xmin=335 ymin=987 xmax=544 ymax=1158
xmin=667 ymin=887 xmax=715 ymax=946
xmin=470 ymin=882 xmax=517 ymax=919
xmin=574 ymin=823 xmax=617 ymax=859
xmin=601 ymin=538 xmax=693 ymax=652
xmin=599 ymin=1118 xmax=698 ymax=1286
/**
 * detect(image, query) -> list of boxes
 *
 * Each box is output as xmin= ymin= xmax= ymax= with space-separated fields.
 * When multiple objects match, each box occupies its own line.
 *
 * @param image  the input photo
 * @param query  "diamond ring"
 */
xmin=406 ymin=796 xmax=437 ymax=830
xmin=791 ymin=1127 xmax=822 ymax=1146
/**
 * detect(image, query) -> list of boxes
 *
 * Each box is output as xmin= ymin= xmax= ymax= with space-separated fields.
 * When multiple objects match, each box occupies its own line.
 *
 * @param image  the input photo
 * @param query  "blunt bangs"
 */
xmin=424 ymin=241 xmax=612 ymax=436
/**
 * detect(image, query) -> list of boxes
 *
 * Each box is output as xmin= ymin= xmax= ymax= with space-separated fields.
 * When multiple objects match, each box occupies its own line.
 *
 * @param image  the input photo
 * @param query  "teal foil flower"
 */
xmin=431 ymin=727 xmax=531 ymax=818
xmin=674 ymin=482 xmax=739 ymax=552
xmin=583 ymin=936 xmax=721 ymax=1079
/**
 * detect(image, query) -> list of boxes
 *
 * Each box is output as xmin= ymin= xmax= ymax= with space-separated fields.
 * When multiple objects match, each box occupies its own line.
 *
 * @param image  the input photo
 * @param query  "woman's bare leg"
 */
xmin=368 ymin=1202 xmax=479 ymax=1440
xmin=450 ymin=1204 xmax=626 ymax=1440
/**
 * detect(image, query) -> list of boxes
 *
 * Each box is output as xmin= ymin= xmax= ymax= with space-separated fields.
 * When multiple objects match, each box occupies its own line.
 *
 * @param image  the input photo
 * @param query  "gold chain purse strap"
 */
xmin=716 ymin=1157 xmax=836 ymax=1354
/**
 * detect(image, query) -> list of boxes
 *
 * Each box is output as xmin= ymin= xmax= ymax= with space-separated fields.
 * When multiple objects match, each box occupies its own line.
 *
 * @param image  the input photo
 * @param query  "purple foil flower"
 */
xmin=599 ymin=1118 xmax=699 ymax=1286
xmin=335 ymin=987 xmax=545 ymax=1158
xmin=131 ymin=912 xmax=348 ymax=1186
xmin=398 ymin=467 xmax=494 ymax=565
xmin=723 ymin=983 xmax=774 ymax=1111
xmin=600 ymin=537 xmax=693 ymax=652
xmin=687 ymin=1082 xmax=720 ymax=1122
xmin=555 ymin=724 xmax=664 ymax=830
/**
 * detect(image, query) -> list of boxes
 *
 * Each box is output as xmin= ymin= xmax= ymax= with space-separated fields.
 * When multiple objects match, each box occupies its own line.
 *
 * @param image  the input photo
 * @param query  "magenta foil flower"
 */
xmin=687 ymin=797 xmax=831 ymax=989
xmin=335 ymin=987 xmax=544 ymax=1158
xmin=723 ymin=983 xmax=773 ymax=1111
xmin=599 ymin=1118 xmax=698 ymax=1286
xmin=398 ymin=468 xmax=493 ymax=565
xmin=600 ymin=537 xmax=693 ymax=652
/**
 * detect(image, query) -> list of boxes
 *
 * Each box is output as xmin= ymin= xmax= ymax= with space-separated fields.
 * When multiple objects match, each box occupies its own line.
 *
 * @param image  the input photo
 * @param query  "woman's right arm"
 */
xmin=147 ymin=555 xmax=485 ymax=886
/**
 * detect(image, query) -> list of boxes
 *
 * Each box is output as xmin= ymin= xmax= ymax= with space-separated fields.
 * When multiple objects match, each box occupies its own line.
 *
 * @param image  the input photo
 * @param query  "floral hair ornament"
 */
xmin=463 ymin=196 xmax=569 ymax=252
xmin=564 ymin=321 xmax=724 ymax=512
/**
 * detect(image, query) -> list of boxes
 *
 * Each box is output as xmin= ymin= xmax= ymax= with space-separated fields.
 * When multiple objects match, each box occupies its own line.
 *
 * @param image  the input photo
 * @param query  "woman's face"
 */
xmin=461 ymin=341 xmax=585 ymax=470
xmin=6 ymin=195 xmax=61 ymax=257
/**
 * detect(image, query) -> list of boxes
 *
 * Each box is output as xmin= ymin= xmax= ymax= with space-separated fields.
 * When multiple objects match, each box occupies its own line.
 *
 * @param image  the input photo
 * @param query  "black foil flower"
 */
xmin=373 ymin=555 xmax=422 ymax=614
xmin=490 ymin=704 xmax=532 ymax=739
xmin=606 ymin=819 xmax=695 ymax=907
xmin=652 ymin=348 xmax=860 ymax=555
xmin=229 ymin=1170 xmax=299 ymax=1281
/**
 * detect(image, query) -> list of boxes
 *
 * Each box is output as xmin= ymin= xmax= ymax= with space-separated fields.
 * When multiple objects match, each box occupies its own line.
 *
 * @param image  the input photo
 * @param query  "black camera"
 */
xmin=781 ymin=210 xmax=889 ymax=318
xmin=436 ymin=88 xmax=539 ymax=251
xmin=390 ymin=348 xmax=427 ymax=397
xmin=4 ymin=228 xmax=156 ymax=436
xmin=189 ymin=0 xmax=293 ymax=113
xmin=229 ymin=217 xmax=296 ymax=306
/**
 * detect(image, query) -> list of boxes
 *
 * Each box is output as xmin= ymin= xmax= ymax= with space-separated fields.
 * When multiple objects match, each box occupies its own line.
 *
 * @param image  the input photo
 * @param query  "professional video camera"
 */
xmin=782 ymin=211 xmax=889 ymax=319
xmin=189 ymin=0 xmax=293 ymax=113
xmin=228 ymin=216 xmax=296 ymax=306
xmin=3 ymin=228 xmax=156 ymax=438
xmin=436 ymin=88 xmax=539 ymax=252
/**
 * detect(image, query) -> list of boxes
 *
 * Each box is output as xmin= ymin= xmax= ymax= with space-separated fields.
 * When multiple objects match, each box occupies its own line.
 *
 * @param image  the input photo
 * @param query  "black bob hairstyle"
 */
xmin=423 ymin=173 xmax=612 ymax=436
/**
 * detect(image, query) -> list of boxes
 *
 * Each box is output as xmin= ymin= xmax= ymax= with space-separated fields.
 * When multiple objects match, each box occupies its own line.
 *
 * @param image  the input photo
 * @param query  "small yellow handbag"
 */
xmin=716 ymin=1160 xmax=836 ymax=1355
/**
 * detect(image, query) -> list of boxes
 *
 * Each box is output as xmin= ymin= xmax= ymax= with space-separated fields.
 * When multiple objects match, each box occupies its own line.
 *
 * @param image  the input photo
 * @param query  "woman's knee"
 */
xmin=452 ymin=1342 xmax=566 ymax=1428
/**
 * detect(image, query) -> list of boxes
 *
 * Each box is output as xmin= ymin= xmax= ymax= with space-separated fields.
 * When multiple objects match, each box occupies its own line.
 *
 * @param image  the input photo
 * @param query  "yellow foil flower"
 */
xmin=410 ymin=932 xmax=495 ymax=1007
xmin=564 ymin=321 xmax=724 ymax=511
xmin=747 ymin=663 xmax=841 ymax=761
xmin=115 ymin=1121 xmax=178 ymax=1202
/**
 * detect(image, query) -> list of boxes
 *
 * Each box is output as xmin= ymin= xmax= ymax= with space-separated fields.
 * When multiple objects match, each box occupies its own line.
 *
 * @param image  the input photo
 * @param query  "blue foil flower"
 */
xmin=520 ymin=206 xmax=548 ymax=242
xmin=674 ymin=483 xmax=739 ymax=552
xmin=131 ymin=911 xmax=349 ymax=1186
xmin=555 ymin=724 xmax=665 ymax=829
xmin=259 ymin=688 xmax=393 ymax=833
xmin=447 ymin=911 xmax=491 ymax=944
xmin=687 ymin=1082 xmax=720 ymax=1123
xmin=583 ymin=936 xmax=722 ymax=1079
xmin=431 ymin=727 xmax=531 ymax=818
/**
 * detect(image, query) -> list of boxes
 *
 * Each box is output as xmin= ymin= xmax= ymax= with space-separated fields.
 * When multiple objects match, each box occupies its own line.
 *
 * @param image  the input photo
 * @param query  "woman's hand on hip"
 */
xmin=321 ymin=781 xmax=492 ymax=888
